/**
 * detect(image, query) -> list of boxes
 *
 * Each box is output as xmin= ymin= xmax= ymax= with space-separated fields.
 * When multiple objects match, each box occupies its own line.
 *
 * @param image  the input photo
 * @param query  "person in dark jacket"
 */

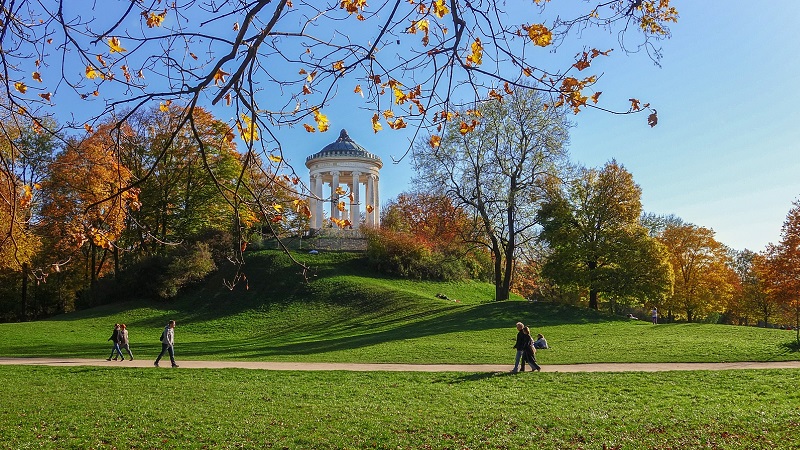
xmin=154 ymin=320 xmax=178 ymax=368
xmin=522 ymin=326 xmax=542 ymax=372
xmin=511 ymin=322 xmax=526 ymax=373
xmin=106 ymin=324 xmax=124 ymax=361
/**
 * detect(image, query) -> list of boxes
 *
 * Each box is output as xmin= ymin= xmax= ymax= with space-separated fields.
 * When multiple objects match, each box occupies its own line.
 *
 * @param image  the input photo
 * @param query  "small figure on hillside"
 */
xmin=522 ymin=326 xmax=542 ymax=372
xmin=511 ymin=322 xmax=526 ymax=373
xmin=106 ymin=323 xmax=124 ymax=361
xmin=533 ymin=333 xmax=549 ymax=349
xmin=154 ymin=320 xmax=179 ymax=368
xmin=651 ymin=307 xmax=658 ymax=325
xmin=118 ymin=323 xmax=134 ymax=361
xmin=626 ymin=313 xmax=639 ymax=320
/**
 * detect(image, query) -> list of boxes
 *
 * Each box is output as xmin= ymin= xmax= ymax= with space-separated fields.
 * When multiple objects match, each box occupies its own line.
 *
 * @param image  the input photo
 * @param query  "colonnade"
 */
xmin=308 ymin=170 xmax=380 ymax=229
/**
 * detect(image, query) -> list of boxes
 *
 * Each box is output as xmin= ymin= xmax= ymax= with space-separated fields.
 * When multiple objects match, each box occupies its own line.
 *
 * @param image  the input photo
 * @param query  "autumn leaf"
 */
xmin=84 ymin=124 xmax=94 ymax=133
xmin=159 ymin=100 xmax=172 ymax=112
xmin=354 ymin=85 xmax=363 ymax=97
xmin=302 ymin=84 xmax=312 ymax=95
xmin=337 ymin=201 xmax=346 ymax=212
xmin=388 ymin=117 xmax=407 ymax=130
xmin=648 ymin=110 xmax=658 ymax=127
xmin=372 ymin=113 xmax=383 ymax=133
xmin=335 ymin=186 xmax=347 ymax=196
xmin=306 ymin=70 xmax=317 ymax=83
xmin=629 ymin=98 xmax=642 ymax=111
xmin=85 ymin=65 xmax=100 ymax=80
xmin=432 ymin=0 xmax=449 ymax=18
xmin=332 ymin=60 xmax=345 ymax=72
xmin=466 ymin=38 xmax=483 ymax=66
xmin=303 ymin=123 xmax=316 ymax=133
xmin=145 ymin=10 xmax=167 ymax=28
xmin=504 ymin=82 xmax=513 ymax=95
xmin=190 ymin=52 xmax=198 ymax=60
xmin=96 ymin=54 xmax=107 ymax=67
xmin=32 ymin=72 xmax=42 ymax=82
xmin=108 ymin=37 xmax=127 ymax=53
xmin=268 ymin=154 xmax=282 ymax=163
xmin=237 ymin=113 xmax=260 ymax=143
xmin=214 ymin=69 xmax=229 ymax=86
xmin=14 ymin=82 xmax=27 ymax=94
xmin=366 ymin=204 xmax=374 ymax=213
xmin=39 ymin=92 xmax=52 ymax=102
xmin=382 ymin=110 xmax=394 ymax=120
xmin=313 ymin=108 xmax=329 ymax=132
xmin=488 ymin=89 xmax=503 ymax=102
xmin=429 ymin=135 xmax=441 ymax=148
xmin=591 ymin=92 xmax=602 ymax=103
xmin=272 ymin=203 xmax=283 ymax=213
xmin=524 ymin=24 xmax=552 ymax=47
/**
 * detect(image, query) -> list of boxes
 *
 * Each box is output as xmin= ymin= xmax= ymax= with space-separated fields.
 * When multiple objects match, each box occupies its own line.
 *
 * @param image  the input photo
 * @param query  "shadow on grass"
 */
xmin=780 ymin=340 xmax=800 ymax=353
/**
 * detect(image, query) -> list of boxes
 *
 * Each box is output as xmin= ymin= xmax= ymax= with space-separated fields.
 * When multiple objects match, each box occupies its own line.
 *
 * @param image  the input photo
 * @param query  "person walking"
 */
xmin=522 ymin=326 xmax=542 ymax=372
xmin=651 ymin=307 xmax=658 ymax=325
xmin=154 ymin=320 xmax=179 ymax=368
xmin=511 ymin=322 xmax=526 ymax=373
xmin=118 ymin=323 xmax=134 ymax=361
xmin=106 ymin=324 xmax=124 ymax=361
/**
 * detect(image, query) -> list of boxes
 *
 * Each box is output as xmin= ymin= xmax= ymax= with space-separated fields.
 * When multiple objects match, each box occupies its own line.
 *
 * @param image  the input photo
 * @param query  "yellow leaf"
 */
xmin=371 ymin=113 xmax=382 ymax=133
xmin=332 ymin=60 xmax=345 ymax=71
xmin=32 ymin=72 xmax=42 ymax=82
xmin=465 ymin=38 xmax=483 ymax=66
xmin=525 ymin=24 xmax=552 ymax=47
xmin=268 ymin=154 xmax=282 ymax=163
xmin=382 ymin=110 xmax=394 ymax=120
xmin=313 ymin=108 xmax=329 ymax=132
xmin=272 ymin=203 xmax=283 ymax=213
xmin=86 ymin=65 xmax=100 ymax=79
xmin=108 ymin=37 xmax=127 ymax=53
xmin=354 ymin=84 xmax=363 ymax=97
xmin=145 ymin=10 xmax=167 ymax=28
xmin=14 ymin=82 xmax=27 ymax=94
xmin=159 ymin=100 xmax=172 ymax=112
xmin=335 ymin=186 xmax=347 ymax=196
xmin=237 ymin=113 xmax=259 ymax=143
xmin=337 ymin=201 xmax=346 ymax=212
xmin=432 ymin=0 xmax=449 ymax=18
xmin=306 ymin=70 xmax=317 ymax=83
xmin=366 ymin=204 xmax=374 ymax=213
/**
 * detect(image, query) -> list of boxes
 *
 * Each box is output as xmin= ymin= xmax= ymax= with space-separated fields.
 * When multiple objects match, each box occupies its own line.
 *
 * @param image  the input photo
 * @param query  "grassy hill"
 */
xmin=0 ymin=250 xmax=798 ymax=364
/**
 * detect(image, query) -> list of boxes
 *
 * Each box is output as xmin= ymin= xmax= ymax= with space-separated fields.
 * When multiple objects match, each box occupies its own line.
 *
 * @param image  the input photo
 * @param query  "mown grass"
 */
xmin=1 ymin=365 xmax=798 ymax=449
xmin=1 ymin=250 xmax=798 ymax=364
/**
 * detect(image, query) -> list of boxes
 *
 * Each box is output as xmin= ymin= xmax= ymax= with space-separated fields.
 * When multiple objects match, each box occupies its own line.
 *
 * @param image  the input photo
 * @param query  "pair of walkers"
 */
xmin=511 ymin=322 xmax=541 ymax=373
xmin=107 ymin=323 xmax=134 ymax=361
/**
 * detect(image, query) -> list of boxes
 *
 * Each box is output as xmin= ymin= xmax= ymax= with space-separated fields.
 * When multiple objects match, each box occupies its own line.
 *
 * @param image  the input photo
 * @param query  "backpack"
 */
xmin=159 ymin=328 xmax=166 ymax=343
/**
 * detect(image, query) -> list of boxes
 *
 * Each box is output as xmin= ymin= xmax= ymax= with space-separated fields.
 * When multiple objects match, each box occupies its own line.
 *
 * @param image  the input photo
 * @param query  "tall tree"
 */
xmin=659 ymin=223 xmax=735 ymax=322
xmin=730 ymin=249 xmax=774 ymax=326
xmin=537 ymin=161 xmax=672 ymax=310
xmin=764 ymin=201 xmax=800 ymax=343
xmin=0 ymin=1 xmax=677 ymax=278
xmin=413 ymin=87 xmax=569 ymax=300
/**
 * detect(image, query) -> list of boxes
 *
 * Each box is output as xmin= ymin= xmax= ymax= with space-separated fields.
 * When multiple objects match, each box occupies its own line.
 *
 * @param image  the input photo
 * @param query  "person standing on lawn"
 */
xmin=106 ymin=324 xmax=124 ymax=361
xmin=154 ymin=320 xmax=178 ymax=368
xmin=511 ymin=322 xmax=526 ymax=373
xmin=118 ymin=324 xmax=134 ymax=361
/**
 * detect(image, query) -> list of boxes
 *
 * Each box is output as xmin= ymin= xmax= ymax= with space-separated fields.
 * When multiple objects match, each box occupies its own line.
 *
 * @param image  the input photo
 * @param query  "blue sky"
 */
xmin=292 ymin=1 xmax=800 ymax=252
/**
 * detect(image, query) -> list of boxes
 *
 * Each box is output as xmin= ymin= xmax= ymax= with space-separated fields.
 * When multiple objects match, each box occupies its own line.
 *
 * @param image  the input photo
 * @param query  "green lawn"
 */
xmin=1 ymin=365 xmax=798 ymax=449
xmin=2 ymin=250 xmax=800 ymax=449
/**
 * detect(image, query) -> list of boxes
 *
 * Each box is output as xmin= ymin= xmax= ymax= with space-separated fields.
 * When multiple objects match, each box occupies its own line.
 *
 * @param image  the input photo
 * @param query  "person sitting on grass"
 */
xmin=533 ymin=333 xmax=549 ymax=350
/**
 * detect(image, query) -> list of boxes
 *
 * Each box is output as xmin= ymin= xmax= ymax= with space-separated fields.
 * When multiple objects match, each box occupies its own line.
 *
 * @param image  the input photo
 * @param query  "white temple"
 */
xmin=305 ymin=129 xmax=383 ymax=230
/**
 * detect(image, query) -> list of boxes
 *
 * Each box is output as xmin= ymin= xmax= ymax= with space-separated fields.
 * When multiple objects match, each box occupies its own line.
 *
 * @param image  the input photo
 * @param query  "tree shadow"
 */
xmin=780 ymin=340 xmax=800 ymax=353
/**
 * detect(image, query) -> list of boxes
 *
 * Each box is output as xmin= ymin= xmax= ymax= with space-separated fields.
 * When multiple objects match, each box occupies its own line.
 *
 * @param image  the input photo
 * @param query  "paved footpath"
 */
xmin=2 ymin=357 xmax=800 ymax=373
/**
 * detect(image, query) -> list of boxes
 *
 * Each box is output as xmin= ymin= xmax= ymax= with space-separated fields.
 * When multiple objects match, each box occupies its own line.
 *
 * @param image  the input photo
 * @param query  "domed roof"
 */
xmin=306 ymin=129 xmax=382 ymax=166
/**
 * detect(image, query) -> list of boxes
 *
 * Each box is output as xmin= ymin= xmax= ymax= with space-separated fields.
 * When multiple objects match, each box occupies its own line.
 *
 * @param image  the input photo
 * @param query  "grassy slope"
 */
xmin=0 ymin=250 xmax=798 ymax=364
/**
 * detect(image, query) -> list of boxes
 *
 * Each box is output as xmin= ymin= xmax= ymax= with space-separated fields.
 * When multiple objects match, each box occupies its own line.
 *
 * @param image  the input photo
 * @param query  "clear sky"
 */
xmin=294 ymin=1 xmax=800 ymax=253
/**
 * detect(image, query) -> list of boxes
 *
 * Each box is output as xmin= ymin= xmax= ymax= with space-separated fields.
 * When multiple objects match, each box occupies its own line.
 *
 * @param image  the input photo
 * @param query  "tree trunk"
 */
xmin=588 ymin=260 xmax=598 ymax=309
xmin=21 ymin=262 xmax=28 ymax=320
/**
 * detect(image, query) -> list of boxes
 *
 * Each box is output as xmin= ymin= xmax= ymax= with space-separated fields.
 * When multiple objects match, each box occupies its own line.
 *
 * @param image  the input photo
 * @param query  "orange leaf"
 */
xmin=525 ymin=24 xmax=552 ymax=47
xmin=354 ymin=84 xmax=363 ymax=97
xmin=303 ymin=123 xmax=316 ymax=133
xmin=591 ymin=92 xmax=602 ymax=104
xmin=39 ymin=92 xmax=52 ymax=101
xmin=429 ymin=135 xmax=441 ymax=148
xmin=371 ymin=113 xmax=383 ymax=133
xmin=32 ymin=72 xmax=42 ymax=82
xmin=432 ymin=0 xmax=449 ymax=18
xmin=14 ymin=82 xmax=27 ymax=93
xmin=214 ymin=69 xmax=229 ymax=86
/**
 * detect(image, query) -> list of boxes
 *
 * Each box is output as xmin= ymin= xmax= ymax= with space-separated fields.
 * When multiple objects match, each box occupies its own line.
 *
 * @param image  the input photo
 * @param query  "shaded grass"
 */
xmin=1 ymin=365 xmax=798 ymax=449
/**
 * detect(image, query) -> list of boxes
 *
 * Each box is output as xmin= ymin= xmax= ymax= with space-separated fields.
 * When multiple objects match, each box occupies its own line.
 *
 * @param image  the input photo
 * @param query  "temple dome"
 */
xmin=305 ymin=129 xmax=382 ymax=166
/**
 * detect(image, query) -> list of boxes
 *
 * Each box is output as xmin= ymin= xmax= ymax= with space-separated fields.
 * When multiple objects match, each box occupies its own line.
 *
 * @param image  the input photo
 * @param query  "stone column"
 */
xmin=351 ymin=171 xmax=361 ymax=229
xmin=313 ymin=173 xmax=324 ymax=229
xmin=331 ymin=171 xmax=340 ymax=221
xmin=366 ymin=174 xmax=375 ymax=227
xmin=373 ymin=175 xmax=380 ymax=227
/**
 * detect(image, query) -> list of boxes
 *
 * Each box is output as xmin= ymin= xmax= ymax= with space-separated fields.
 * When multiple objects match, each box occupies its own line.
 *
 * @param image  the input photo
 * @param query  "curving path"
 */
xmin=2 ymin=357 xmax=800 ymax=372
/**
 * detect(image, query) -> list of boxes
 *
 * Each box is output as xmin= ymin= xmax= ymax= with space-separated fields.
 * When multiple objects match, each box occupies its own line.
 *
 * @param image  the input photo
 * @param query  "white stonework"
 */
xmin=305 ymin=129 xmax=382 ymax=230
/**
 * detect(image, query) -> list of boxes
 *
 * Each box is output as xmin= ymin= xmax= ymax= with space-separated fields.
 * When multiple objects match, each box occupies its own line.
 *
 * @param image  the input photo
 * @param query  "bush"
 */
xmin=117 ymin=242 xmax=216 ymax=300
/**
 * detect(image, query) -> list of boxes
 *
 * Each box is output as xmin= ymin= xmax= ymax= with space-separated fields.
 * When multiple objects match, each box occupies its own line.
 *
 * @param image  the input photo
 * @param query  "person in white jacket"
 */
xmin=154 ymin=320 xmax=178 ymax=368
